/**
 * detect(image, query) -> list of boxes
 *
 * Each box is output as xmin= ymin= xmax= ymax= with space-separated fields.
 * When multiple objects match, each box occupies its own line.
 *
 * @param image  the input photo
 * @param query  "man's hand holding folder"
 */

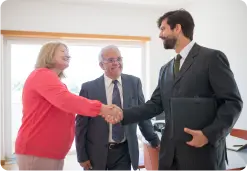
xmin=184 ymin=128 xmax=208 ymax=147
xmin=170 ymin=97 xmax=216 ymax=147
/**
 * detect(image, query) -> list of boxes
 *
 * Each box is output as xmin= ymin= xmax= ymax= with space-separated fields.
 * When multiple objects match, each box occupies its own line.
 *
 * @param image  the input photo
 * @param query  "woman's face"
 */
xmin=53 ymin=45 xmax=70 ymax=70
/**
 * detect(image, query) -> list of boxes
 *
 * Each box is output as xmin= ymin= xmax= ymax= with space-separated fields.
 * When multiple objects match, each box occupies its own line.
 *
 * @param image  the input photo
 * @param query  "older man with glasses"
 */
xmin=75 ymin=45 xmax=160 ymax=170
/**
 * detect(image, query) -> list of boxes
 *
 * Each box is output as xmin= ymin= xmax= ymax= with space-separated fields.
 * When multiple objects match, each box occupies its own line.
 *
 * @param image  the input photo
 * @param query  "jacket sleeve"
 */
xmin=75 ymin=84 xmax=90 ymax=163
xmin=136 ymin=78 xmax=160 ymax=147
xmin=122 ymin=67 xmax=165 ymax=125
xmin=202 ymin=51 xmax=243 ymax=147
xmin=33 ymin=69 xmax=102 ymax=116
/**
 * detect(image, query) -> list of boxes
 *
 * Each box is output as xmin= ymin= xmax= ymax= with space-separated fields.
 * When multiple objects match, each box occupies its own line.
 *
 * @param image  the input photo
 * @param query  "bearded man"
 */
xmin=119 ymin=9 xmax=243 ymax=170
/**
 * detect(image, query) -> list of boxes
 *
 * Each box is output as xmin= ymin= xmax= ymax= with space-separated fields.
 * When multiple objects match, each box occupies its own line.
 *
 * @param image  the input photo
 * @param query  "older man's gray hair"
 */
xmin=98 ymin=45 xmax=121 ymax=62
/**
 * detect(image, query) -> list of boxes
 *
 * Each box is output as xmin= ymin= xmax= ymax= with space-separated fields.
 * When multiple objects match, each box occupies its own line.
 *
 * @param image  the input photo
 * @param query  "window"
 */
xmin=3 ymin=38 xmax=146 ymax=156
xmin=62 ymin=45 xmax=142 ymax=95
xmin=11 ymin=44 xmax=42 ymax=153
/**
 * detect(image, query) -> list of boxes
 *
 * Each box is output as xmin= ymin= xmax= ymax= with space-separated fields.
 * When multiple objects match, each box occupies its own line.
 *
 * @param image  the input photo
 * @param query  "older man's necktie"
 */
xmin=174 ymin=54 xmax=182 ymax=77
xmin=111 ymin=80 xmax=124 ymax=143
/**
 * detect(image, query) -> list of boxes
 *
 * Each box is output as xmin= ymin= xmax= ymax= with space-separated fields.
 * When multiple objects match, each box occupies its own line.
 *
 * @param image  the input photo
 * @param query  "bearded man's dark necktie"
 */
xmin=174 ymin=54 xmax=182 ymax=77
xmin=111 ymin=80 xmax=124 ymax=143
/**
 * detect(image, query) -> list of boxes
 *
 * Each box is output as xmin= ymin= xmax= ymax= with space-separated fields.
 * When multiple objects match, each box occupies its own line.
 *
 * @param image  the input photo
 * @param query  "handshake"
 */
xmin=99 ymin=104 xmax=123 ymax=124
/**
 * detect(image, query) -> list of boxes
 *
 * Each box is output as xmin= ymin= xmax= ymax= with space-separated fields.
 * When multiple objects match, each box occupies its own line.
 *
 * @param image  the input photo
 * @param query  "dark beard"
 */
xmin=163 ymin=37 xmax=177 ymax=49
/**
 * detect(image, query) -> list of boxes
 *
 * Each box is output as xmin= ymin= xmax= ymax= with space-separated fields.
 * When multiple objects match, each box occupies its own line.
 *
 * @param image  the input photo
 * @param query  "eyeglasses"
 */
xmin=102 ymin=57 xmax=123 ymax=63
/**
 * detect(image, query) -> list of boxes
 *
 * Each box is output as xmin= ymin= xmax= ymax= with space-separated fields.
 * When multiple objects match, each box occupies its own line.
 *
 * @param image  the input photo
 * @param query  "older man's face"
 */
xmin=100 ymin=49 xmax=123 ymax=79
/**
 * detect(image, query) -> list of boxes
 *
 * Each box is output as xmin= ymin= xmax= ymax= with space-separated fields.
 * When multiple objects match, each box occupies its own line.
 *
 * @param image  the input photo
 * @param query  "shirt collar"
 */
xmin=104 ymin=74 xmax=122 ymax=88
xmin=178 ymin=40 xmax=195 ymax=60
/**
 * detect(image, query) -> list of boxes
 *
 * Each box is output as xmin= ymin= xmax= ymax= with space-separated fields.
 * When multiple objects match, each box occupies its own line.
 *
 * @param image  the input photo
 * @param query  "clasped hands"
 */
xmin=99 ymin=104 xmax=123 ymax=124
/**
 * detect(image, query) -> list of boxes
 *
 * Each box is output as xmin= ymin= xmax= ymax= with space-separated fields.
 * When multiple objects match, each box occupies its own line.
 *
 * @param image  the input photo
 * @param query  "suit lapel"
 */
xmin=97 ymin=75 xmax=108 ymax=105
xmin=97 ymin=75 xmax=109 ymax=130
xmin=168 ymin=60 xmax=175 ymax=83
xmin=173 ymin=43 xmax=200 ymax=86
xmin=159 ymin=60 xmax=175 ymax=96
xmin=121 ymin=74 xmax=131 ymax=109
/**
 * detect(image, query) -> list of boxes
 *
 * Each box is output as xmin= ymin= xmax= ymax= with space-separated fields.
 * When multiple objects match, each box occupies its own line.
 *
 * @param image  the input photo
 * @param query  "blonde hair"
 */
xmin=35 ymin=41 xmax=68 ymax=78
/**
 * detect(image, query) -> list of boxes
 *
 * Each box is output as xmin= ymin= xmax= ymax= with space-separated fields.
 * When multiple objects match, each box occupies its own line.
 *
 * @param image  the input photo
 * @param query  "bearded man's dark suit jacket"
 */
xmin=122 ymin=43 xmax=243 ymax=170
xmin=75 ymin=74 xmax=160 ymax=170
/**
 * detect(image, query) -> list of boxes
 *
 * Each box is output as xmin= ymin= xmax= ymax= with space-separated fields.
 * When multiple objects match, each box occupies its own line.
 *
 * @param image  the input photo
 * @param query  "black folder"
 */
xmin=170 ymin=97 xmax=217 ymax=142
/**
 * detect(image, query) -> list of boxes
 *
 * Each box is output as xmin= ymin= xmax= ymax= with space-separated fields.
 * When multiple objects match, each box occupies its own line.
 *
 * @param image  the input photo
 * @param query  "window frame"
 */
xmin=1 ymin=36 xmax=149 ymax=158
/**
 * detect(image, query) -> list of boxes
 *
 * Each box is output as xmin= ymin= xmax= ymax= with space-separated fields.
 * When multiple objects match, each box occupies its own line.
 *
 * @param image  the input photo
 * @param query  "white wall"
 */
xmin=1 ymin=0 xmax=174 ymax=97
xmin=184 ymin=0 xmax=247 ymax=129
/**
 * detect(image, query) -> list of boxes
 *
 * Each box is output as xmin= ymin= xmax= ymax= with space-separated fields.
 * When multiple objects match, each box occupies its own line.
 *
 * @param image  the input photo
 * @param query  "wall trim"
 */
xmin=1 ymin=30 xmax=151 ymax=42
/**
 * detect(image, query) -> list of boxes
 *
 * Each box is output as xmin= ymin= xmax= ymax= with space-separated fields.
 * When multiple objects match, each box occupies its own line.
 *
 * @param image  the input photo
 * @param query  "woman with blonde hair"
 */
xmin=15 ymin=41 xmax=119 ymax=170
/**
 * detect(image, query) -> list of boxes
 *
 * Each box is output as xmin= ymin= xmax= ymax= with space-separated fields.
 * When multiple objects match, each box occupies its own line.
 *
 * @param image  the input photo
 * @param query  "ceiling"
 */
xmin=36 ymin=0 xmax=195 ymax=8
